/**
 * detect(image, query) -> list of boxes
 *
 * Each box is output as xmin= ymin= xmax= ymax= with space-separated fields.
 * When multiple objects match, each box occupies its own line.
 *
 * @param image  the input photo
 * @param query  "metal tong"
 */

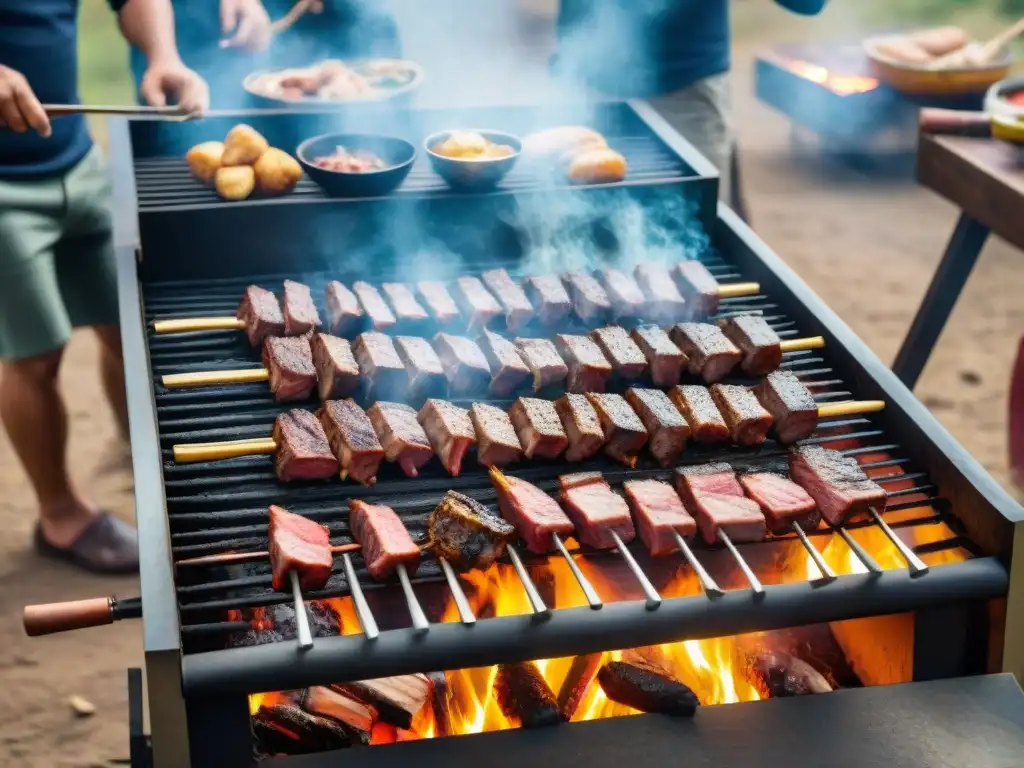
xmin=41 ymin=104 xmax=201 ymax=121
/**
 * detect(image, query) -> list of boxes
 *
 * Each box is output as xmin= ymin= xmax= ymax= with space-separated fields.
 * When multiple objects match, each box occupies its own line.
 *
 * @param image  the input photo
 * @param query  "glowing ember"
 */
xmin=784 ymin=59 xmax=878 ymax=96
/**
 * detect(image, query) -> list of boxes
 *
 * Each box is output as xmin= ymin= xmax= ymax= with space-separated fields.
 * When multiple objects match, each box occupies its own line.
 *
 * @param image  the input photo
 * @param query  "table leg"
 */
xmin=892 ymin=212 xmax=989 ymax=390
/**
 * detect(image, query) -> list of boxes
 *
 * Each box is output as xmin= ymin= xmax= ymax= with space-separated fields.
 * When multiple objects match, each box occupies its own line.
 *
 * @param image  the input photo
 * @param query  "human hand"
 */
xmin=140 ymin=60 xmax=210 ymax=114
xmin=220 ymin=0 xmax=273 ymax=53
xmin=0 ymin=65 xmax=50 ymax=137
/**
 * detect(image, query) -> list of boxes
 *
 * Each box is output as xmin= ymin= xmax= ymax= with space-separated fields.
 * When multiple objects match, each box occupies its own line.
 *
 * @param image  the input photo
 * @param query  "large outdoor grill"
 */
xmin=29 ymin=100 xmax=1024 ymax=767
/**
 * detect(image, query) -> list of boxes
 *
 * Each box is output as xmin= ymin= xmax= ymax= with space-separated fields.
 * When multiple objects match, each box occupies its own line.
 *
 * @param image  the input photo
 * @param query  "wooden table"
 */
xmin=893 ymin=134 xmax=1024 ymax=389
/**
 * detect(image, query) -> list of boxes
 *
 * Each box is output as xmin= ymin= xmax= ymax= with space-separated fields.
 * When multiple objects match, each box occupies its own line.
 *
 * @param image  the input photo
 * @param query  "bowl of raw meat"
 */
xmin=296 ymin=133 xmax=416 ymax=198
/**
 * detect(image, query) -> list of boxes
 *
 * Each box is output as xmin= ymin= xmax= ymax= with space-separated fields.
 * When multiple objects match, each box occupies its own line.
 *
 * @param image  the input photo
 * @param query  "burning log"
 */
xmin=427 ymin=671 xmax=451 ymax=738
xmin=300 ymin=686 xmax=375 ymax=745
xmin=227 ymin=601 xmax=341 ymax=648
xmin=494 ymin=662 xmax=562 ymax=729
xmin=597 ymin=657 xmax=699 ymax=717
xmin=750 ymin=652 xmax=833 ymax=697
xmin=334 ymin=674 xmax=433 ymax=730
xmin=253 ymin=703 xmax=356 ymax=754
xmin=556 ymin=654 xmax=603 ymax=721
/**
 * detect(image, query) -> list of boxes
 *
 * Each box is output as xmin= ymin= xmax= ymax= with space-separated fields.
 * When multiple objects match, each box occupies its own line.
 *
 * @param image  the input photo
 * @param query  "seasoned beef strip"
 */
xmin=674 ymin=463 xmax=766 ymax=545
xmin=523 ymin=273 xmax=573 ymax=326
xmin=509 ymin=397 xmax=568 ymax=459
xmin=433 ymin=333 xmax=491 ymax=394
xmin=471 ymin=403 xmax=524 ymax=467
xmin=710 ymin=383 xmax=773 ymax=446
xmin=317 ymin=399 xmax=385 ymax=486
xmin=268 ymin=504 xmax=333 ymax=591
xmin=482 ymin=268 xmax=535 ymax=332
xmin=395 ymin=335 xmax=446 ymax=398
xmin=596 ymin=267 xmax=646 ymax=320
xmin=558 ymin=471 xmax=635 ymax=550
xmin=789 ymin=445 xmax=887 ymax=527
xmin=634 ymin=262 xmax=687 ymax=323
xmin=417 ymin=399 xmax=476 ymax=476
xmin=324 ymin=280 xmax=364 ymax=337
xmin=454 ymin=276 xmax=502 ymax=331
xmin=367 ymin=401 xmax=434 ymax=478
xmin=352 ymin=331 xmax=407 ymax=400
xmin=382 ymin=283 xmax=430 ymax=325
xmin=238 ymin=285 xmax=285 ymax=346
xmin=311 ymin=333 xmax=359 ymax=401
xmin=349 ymin=499 xmax=421 ymax=579
xmin=590 ymin=326 xmax=647 ymax=381
xmin=585 ymin=392 xmax=648 ymax=466
xmin=631 ymin=325 xmax=687 ymax=387
xmin=480 ymin=330 xmax=531 ymax=397
xmin=555 ymin=333 xmax=612 ymax=393
xmin=561 ymin=270 xmax=611 ymax=324
xmin=669 ymin=323 xmax=742 ymax=383
xmin=739 ymin=472 xmax=819 ymax=533
xmin=718 ymin=314 xmax=783 ymax=376
xmin=669 ymin=385 xmax=730 ymax=444
xmin=515 ymin=337 xmax=569 ymax=391
xmin=282 ymin=280 xmax=322 ymax=336
xmin=625 ymin=387 xmax=689 ymax=467
xmin=623 ymin=479 xmax=697 ymax=556
xmin=352 ymin=281 xmax=397 ymax=331
xmin=490 ymin=469 xmax=574 ymax=554
xmin=427 ymin=491 xmax=514 ymax=571
xmin=554 ymin=393 xmax=605 ymax=462
xmin=673 ymin=260 xmax=720 ymax=316
xmin=263 ymin=334 xmax=317 ymax=402
xmin=753 ymin=371 xmax=818 ymax=445
xmin=272 ymin=409 xmax=340 ymax=481
xmin=417 ymin=280 xmax=462 ymax=326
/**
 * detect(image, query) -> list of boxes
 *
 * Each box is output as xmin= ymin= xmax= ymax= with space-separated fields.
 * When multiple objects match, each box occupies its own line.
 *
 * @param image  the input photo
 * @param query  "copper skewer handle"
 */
xmin=716 ymin=281 xmax=760 ymax=299
xmin=162 ymin=368 xmax=270 ymax=388
xmin=816 ymin=400 xmax=886 ymax=419
xmin=779 ymin=336 xmax=825 ymax=353
xmin=173 ymin=437 xmax=278 ymax=463
xmin=23 ymin=597 xmax=114 ymax=637
xmin=152 ymin=317 xmax=245 ymax=334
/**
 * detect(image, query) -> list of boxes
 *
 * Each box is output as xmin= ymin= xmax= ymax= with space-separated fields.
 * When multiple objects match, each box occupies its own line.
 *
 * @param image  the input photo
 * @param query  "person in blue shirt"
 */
xmin=554 ymin=0 xmax=828 ymax=211
xmin=0 ymin=0 xmax=208 ymax=574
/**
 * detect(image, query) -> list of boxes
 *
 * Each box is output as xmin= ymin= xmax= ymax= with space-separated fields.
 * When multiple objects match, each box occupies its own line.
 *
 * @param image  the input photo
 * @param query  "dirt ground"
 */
xmin=1 ymin=32 xmax=1023 ymax=768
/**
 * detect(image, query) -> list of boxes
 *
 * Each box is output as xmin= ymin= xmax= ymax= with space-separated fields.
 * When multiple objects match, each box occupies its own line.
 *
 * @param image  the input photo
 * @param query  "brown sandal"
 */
xmin=34 ymin=512 xmax=139 ymax=574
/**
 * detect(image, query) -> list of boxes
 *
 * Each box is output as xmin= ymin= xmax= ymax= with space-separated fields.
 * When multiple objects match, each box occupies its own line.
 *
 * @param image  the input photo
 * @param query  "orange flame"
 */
xmin=784 ymin=59 xmax=879 ymax=95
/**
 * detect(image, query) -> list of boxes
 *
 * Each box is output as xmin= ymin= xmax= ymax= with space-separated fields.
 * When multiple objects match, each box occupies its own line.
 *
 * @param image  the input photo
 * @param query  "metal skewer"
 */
xmin=836 ymin=528 xmax=883 ymax=574
xmin=396 ymin=564 xmax=430 ymax=633
xmin=438 ymin=558 xmax=476 ymax=625
xmin=792 ymin=522 xmax=837 ymax=583
xmin=609 ymin=531 xmax=661 ymax=609
xmin=552 ymin=533 xmax=602 ymax=609
xmin=506 ymin=545 xmax=549 ymax=617
xmin=288 ymin=571 xmax=314 ymax=650
xmin=718 ymin=531 xmax=764 ymax=595
xmin=341 ymin=553 xmax=379 ymax=640
xmin=672 ymin=531 xmax=724 ymax=597
xmin=868 ymin=507 xmax=929 ymax=575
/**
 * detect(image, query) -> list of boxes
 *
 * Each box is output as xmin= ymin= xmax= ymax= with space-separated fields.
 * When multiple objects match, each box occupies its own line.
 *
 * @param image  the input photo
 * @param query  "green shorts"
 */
xmin=0 ymin=145 xmax=119 ymax=361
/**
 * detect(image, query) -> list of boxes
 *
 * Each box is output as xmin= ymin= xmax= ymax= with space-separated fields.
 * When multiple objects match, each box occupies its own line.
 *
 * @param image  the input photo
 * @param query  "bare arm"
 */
xmin=111 ymin=0 xmax=182 ymax=65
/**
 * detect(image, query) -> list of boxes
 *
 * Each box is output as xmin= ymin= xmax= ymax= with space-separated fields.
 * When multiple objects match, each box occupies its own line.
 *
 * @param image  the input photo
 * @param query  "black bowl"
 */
xmin=296 ymin=133 xmax=416 ymax=198
xmin=424 ymin=129 xmax=522 ymax=192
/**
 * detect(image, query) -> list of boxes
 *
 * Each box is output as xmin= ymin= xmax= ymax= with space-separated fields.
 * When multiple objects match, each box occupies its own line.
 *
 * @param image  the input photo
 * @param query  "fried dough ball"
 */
xmin=221 ymin=124 xmax=270 ymax=166
xmin=215 ymin=165 xmax=256 ymax=201
xmin=254 ymin=148 xmax=303 ymax=195
xmin=185 ymin=141 xmax=225 ymax=186
xmin=566 ymin=148 xmax=628 ymax=185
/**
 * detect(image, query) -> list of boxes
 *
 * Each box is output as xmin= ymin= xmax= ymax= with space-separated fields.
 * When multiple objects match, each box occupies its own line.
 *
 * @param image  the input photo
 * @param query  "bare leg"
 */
xmin=94 ymin=324 xmax=128 ymax=440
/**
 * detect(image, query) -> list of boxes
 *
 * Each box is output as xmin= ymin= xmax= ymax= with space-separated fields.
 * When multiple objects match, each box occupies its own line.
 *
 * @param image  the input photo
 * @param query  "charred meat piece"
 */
xmin=675 ymin=463 xmax=766 ymax=545
xmin=417 ymin=280 xmax=462 ymax=326
xmin=494 ymin=663 xmax=561 ymax=729
xmin=753 ymin=371 xmax=818 ymax=444
xmin=710 ymin=383 xmax=773 ymax=446
xmin=585 ymin=392 xmax=648 ymax=466
xmin=366 ymin=401 xmax=434 ymax=478
xmin=669 ymin=385 xmax=730 ymax=444
xmin=272 ymin=409 xmax=339 ymax=481
xmin=454 ymin=276 xmax=502 ymax=330
xmin=515 ymin=337 xmax=569 ymax=391
xmin=596 ymin=267 xmax=646 ymax=320
xmin=352 ymin=281 xmax=397 ymax=331
xmin=433 ymin=333 xmax=491 ymax=395
xmin=317 ymin=399 xmax=385 ymax=485
xmin=634 ymin=262 xmax=687 ymax=323
xmin=395 ymin=335 xmax=446 ymax=397
xmin=590 ymin=326 xmax=647 ymax=381
xmin=382 ymin=283 xmax=430 ymax=325
xmin=555 ymin=333 xmax=612 ymax=394
xmin=471 ymin=403 xmax=524 ymax=467
xmin=324 ymin=280 xmax=363 ymax=337
xmin=718 ymin=314 xmax=782 ymax=376
xmin=623 ymin=479 xmax=697 ymax=557
xmin=263 ymin=334 xmax=317 ymax=402
xmin=558 ymin=471 xmax=635 ymax=549
xmin=789 ymin=445 xmax=887 ymax=527
xmin=509 ymin=397 xmax=568 ymax=460
xmin=625 ymin=387 xmax=689 ymax=467
xmin=674 ymin=260 xmax=720 ymax=316
xmin=523 ymin=273 xmax=573 ymax=326
xmin=669 ymin=323 xmax=743 ymax=383
xmin=597 ymin=660 xmax=699 ymax=717
xmin=480 ymin=330 xmax=531 ymax=397
xmin=426 ymin=490 xmax=514 ymax=570
xmin=282 ymin=280 xmax=322 ymax=336
xmin=237 ymin=284 xmax=285 ymax=346
xmin=739 ymin=472 xmax=819 ymax=534
xmin=417 ymin=399 xmax=476 ymax=476
xmin=311 ymin=333 xmax=359 ymax=401
xmin=352 ymin=331 xmax=407 ymax=400
xmin=482 ymin=268 xmax=535 ymax=332
xmin=631 ymin=325 xmax=687 ymax=387
xmin=554 ymin=393 xmax=604 ymax=462
xmin=268 ymin=504 xmax=333 ymax=591
xmin=490 ymin=468 xmax=574 ymax=554
xmin=348 ymin=499 xmax=420 ymax=579
xmin=561 ymin=270 xmax=611 ymax=324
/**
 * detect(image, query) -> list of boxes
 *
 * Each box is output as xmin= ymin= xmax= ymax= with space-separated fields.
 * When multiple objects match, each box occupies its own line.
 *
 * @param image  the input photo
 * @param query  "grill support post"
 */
xmin=912 ymin=601 xmax=988 ymax=681
xmin=186 ymin=693 xmax=253 ymax=768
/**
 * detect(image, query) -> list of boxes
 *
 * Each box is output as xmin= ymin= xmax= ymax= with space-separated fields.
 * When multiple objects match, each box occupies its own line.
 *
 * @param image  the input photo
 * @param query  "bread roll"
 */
xmin=186 ymin=141 xmax=225 ymax=186
xmin=566 ymin=148 xmax=627 ymax=185
xmin=873 ymin=38 xmax=933 ymax=66
xmin=522 ymin=126 xmax=607 ymax=159
xmin=215 ymin=165 xmax=256 ymax=201
xmin=254 ymin=148 xmax=303 ymax=195
xmin=221 ymin=124 xmax=270 ymax=166
xmin=910 ymin=26 xmax=968 ymax=57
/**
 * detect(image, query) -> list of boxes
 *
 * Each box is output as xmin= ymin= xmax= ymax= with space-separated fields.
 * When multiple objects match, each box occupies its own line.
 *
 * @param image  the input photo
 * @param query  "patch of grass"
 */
xmin=79 ymin=0 xmax=133 ymax=147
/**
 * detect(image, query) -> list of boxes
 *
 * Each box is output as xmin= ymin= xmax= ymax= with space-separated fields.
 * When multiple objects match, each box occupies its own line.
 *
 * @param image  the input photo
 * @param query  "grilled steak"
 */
xmin=349 ymin=499 xmax=420 ymax=579
xmin=490 ymin=469 xmax=574 ymax=554
xmin=558 ymin=471 xmax=635 ymax=549
xmin=739 ymin=472 xmax=819 ymax=533
xmin=352 ymin=331 xmax=407 ymax=400
xmin=494 ymin=663 xmax=561 ymax=729
xmin=417 ymin=399 xmax=476 ymax=476
xmin=634 ymin=262 xmax=687 ymax=323
xmin=561 ymin=270 xmax=611 ymax=324
xmin=789 ymin=445 xmax=887 ymax=527
xmin=317 ymin=399 xmax=385 ymax=486
xmin=352 ymin=281 xmax=397 ymax=331
xmin=480 ymin=330 xmax=531 ymax=397
xmin=433 ymin=333 xmax=491 ymax=395
xmin=718 ymin=314 xmax=782 ymax=376
xmin=631 ymin=325 xmax=687 ymax=387
xmin=509 ymin=397 xmax=568 ymax=459
xmin=624 ymin=387 xmax=689 ymax=467
xmin=395 ymin=335 xmax=446 ymax=398
xmin=263 ymin=334 xmax=317 ymax=402
xmin=515 ymin=337 xmax=569 ymax=391
xmin=282 ymin=280 xmax=322 ymax=336
xmin=555 ymin=333 xmax=612 ymax=393
xmin=585 ymin=392 xmax=648 ymax=466
xmin=324 ymin=280 xmax=364 ymax=337
xmin=623 ymin=479 xmax=697 ymax=557
xmin=237 ymin=284 xmax=285 ymax=346
xmin=471 ymin=402 xmax=524 ymax=467
xmin=382 ymin=283 xmax=430 ymax=325
xmin=454 ymin=276 xmax=502 ymax=330
xmin=596 ymin=267 xmax=646 ymax=320
xmin=417 ymin=280 xmax=462 ymax=326
xmin=367 ymin=401 xmax=434 ymax=478
xmin=482 ymin=268 xmax=535 ymax=332
xmin=590 ymin=326 xmax=647 ymax=381
xmin=674 ymin=260 xmax=720 ymax=316
xmin=554 ymin=393 xmax=605 ymax=462
xmin=268 ymin=504 xmax=333 ymax=591
xmin=272 ymin=409 xmax=340 ymax=481
xmin=753 ymin=371 xmax=818 ymax=444
xmin=669 ymin=323 xmax=743 ymax=383
xmin=669 ymin=385 xmax=730 ymax=444
xmin=675 ymin=463 xmax=766 ymax=545
xmin=523 ymin=273 xmax=572 ymax=326
xmin=710 ymin=383 xmax=773 ymax=446
xmin=311 ymin=333 xmax=359 ymax=401
xmin=427 ymin=490 xmax=514 ymax=571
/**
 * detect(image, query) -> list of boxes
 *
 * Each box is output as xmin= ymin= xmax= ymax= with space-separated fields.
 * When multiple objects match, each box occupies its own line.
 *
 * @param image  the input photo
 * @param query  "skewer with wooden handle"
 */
xmin=23 ymin=596 xmax=141 ymax=637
